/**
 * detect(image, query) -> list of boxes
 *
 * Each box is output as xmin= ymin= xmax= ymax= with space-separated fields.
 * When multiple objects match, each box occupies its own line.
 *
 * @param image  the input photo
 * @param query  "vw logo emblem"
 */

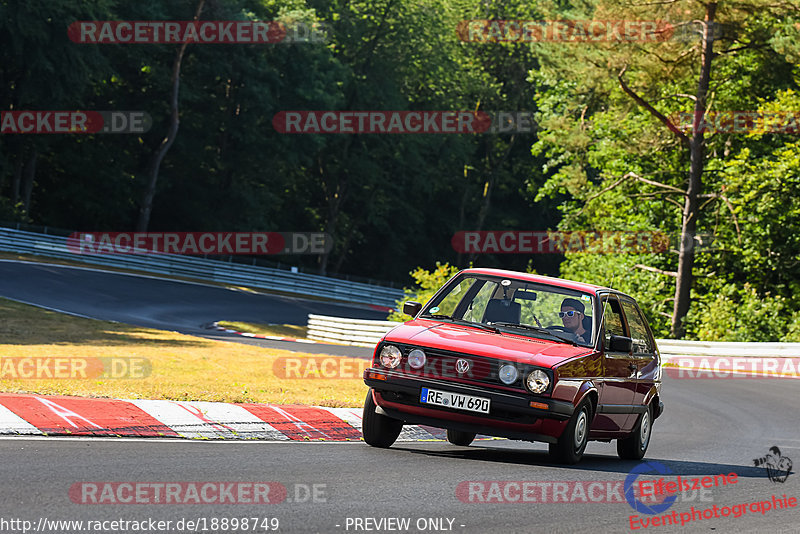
xmin=456 ymin=359 xmax=471 ymax=374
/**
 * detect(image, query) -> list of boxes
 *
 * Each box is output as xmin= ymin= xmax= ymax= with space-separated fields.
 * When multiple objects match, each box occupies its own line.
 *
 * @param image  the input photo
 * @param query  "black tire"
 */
xmin=362 ymin=389 xmax=403 ymax=448
xmin=549 ymin=399 xmax=592 ymax=464
xmin=617 ymin=403 xmax=653 ymax=460
xmin=446 ymin=429 xmax=476 ymax=446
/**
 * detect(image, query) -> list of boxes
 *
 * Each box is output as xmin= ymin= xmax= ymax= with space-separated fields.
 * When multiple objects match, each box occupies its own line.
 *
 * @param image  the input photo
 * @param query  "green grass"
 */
xmin=0 ymin=298 xmax=367 ymax=406
xmin=217 ymin=321 xmax=309 ymax=339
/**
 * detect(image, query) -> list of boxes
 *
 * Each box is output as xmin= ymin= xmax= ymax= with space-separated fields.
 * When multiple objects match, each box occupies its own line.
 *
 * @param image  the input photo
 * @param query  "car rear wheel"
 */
xmin=446 ymin=429 xmax=476 ymax=446
xmin=549 ymin=399 xmax=591 ymax=464
xmin=617 ymin=403 xmax=652 ymax=460
xmin=362 ymin=389 xmax=403 ymax=448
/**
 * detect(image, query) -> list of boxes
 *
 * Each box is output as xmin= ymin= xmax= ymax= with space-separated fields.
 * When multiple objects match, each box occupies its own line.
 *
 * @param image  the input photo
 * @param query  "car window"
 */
xmin=462 ymin=280 xmax=498 ymax=322
xmin=517 ymin=291 xmax=585 ymax=323
xmin=601 ymin=296 xmax=627 ymax=347
xmin=422 ymin=275 xmax=596 ymax=346
xmin=433 ymin=277 xmax=478 ymax=316
xmin=517 ymin=296 xmax=541 ymax=326
xmin=621 ymin=298 xmax=654 ymax=355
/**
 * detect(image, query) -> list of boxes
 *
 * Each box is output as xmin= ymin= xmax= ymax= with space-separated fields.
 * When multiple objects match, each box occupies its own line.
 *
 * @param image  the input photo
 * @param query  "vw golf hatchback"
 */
xmin=362 ymin=268 xmax=663 ymax=464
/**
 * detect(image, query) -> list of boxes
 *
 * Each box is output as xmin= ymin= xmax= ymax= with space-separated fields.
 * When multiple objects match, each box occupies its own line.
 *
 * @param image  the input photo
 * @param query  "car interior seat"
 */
xmin=483 ymin=299 xmax=521 ymax=324
xmin=581 ymin=315 xmax=593 ymax=341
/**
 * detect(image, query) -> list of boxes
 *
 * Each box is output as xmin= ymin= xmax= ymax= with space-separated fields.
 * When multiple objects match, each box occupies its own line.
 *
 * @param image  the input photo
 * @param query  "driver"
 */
xmin=560 ymin=298 xmax=588 ymax=344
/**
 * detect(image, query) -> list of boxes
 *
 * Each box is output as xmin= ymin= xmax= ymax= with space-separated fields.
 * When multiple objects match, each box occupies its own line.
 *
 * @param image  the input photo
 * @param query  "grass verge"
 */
xmin=216 ymin=321 xmax=309 ymax=340
xmin=0 ymin=297 xmax=367 ymax=407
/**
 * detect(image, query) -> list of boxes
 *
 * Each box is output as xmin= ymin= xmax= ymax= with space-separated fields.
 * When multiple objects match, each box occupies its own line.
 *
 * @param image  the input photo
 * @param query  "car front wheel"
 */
xmin=549 ymin=399 xmax=591 ymax=464
xmin=446 ymin=429 xmax=476 ymax=446
xmin=362 ymin=389 xmax=403 ymax=448
xmin=617 ymin=403 xmax=653 ymax=460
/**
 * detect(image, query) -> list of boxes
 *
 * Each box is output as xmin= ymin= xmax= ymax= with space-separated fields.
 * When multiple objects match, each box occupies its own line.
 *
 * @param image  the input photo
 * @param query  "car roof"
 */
xmin=458 ymin=267 xmax=618 ymax=295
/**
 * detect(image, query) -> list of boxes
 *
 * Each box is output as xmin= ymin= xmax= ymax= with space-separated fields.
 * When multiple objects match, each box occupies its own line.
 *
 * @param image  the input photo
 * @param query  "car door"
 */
xmin=595 ymin=294 xmax=637 ymax=432
xmin=620 ymin=297 xmax=658 ymax=409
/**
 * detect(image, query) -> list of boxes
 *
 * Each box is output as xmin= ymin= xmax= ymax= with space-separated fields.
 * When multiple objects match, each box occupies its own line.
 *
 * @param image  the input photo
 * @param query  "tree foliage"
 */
xmin=387 ymin=262 xmax=462 ymax=321
xmin=2 ymin=0 xmax=799 ymax=340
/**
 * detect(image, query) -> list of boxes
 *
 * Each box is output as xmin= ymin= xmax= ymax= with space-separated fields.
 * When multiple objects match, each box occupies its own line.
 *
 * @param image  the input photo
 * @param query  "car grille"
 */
xmin=394 ymin=344 xmax=526 ymax=393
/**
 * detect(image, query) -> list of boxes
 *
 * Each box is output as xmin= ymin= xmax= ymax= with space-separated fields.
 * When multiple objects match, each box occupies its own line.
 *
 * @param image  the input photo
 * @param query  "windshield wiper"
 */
xmin=492 ymin=322 xmax=577 ymax=346
xmin=424 ymin=314 xmax=500 ymax=334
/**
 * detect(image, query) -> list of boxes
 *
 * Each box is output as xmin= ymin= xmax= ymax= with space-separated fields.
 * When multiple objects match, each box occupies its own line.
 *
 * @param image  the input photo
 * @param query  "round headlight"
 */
xmin=498 ymin=364 xmax=518 ymax=385
xmin=379 ymin=345 xmax=402 ymax=369
xmin=526 ymin=369 xmax=550 ymax=394
xmin=408 ymin=349 xmax=426 ymax=369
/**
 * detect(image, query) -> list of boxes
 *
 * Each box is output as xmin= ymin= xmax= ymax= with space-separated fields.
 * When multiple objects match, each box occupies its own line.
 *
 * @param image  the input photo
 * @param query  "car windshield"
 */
xmin=420 ymin=275 xmax=595 ymax=347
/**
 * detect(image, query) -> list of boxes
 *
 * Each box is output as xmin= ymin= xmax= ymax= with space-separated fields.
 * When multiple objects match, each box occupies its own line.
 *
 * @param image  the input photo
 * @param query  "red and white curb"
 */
xmin=210 ymin=322 xmax=325 ymax=345
xmin=0 ymin=393 xmax=477 ymax=442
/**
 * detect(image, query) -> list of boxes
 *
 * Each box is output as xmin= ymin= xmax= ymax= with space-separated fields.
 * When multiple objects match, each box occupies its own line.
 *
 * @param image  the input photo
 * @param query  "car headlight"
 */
xmin=526 ymin=369 xmax=550 ymax=394
xmin=498 ymin=364 xmax=518 ymax=385
xmin=408 ymin=349 xmax=426 ymax=369
xmin=379 ymin=345 xmax=402 ymax=369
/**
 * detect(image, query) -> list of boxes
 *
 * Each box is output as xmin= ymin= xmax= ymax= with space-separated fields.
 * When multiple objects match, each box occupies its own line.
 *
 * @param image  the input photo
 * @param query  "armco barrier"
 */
xmin=305 ymin=314 xmax=800 ymax=356
xmin=0 ymin=228 xmax=404 ymax=308
xmin=655 ymin=339 xmax=800 ymax=358
xmin=307 ymin=314 xmax=398 ymax=347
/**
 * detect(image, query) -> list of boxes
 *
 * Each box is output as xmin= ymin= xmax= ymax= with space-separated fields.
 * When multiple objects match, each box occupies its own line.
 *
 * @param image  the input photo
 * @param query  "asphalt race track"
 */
xmin=0 ymin=259 xmax=798 ymax=533
xmin=0 ymin=375 xmax=797 ymax=533
xmin=0 ymin=260 xmax=384 ymax=357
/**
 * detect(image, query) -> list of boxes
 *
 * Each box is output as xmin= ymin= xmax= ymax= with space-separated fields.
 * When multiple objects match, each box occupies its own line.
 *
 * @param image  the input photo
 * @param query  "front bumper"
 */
xmin=364 ymin=368 xmax=575 ymax=442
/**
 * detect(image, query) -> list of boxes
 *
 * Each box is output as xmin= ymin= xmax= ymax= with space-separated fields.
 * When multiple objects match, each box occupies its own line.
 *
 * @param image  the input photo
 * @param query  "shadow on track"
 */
xmin=390 ymin=445 xmax=768 ymax=478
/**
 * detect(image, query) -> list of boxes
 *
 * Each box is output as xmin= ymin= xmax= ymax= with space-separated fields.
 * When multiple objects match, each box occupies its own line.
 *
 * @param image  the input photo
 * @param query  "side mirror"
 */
xmin=608 ymin=335 xmax=632 ymax=353
xmin=403 ymin=301 xmax=422 ymax=317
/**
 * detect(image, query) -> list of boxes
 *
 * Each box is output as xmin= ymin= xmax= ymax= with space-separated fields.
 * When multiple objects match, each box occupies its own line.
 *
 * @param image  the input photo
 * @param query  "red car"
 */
xmin=362 ymin=268 xmax=663 ymax=463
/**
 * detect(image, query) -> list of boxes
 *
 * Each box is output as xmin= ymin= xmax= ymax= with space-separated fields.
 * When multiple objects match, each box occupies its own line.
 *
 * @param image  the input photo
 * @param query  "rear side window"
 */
xmin=601 ymin=295 xmax=627 ymax=346
xmin=621 ymin=298 xmax=654 ymax=354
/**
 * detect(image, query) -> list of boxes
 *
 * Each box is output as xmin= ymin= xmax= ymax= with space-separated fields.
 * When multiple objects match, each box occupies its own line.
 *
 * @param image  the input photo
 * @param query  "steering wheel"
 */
xmin=545 ymin=325 xmax=572 ymax=333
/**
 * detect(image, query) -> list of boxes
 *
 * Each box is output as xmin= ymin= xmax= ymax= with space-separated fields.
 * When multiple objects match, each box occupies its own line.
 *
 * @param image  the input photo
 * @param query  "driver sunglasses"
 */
xmin=558 ymin=310 xmax=582 ymax=318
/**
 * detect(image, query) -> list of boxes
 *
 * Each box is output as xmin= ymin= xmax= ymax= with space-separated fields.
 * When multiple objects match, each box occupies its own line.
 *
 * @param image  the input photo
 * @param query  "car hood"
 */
xmin=383 ymin=319 xmax=593 ymax=368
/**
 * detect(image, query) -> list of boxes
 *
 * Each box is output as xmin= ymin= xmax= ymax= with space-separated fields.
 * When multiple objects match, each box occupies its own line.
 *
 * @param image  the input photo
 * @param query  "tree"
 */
xmin=531 ymin=0 xmax=799 ymax=337
xmin=0 ymin=0 xmax=113 ymax=220
xmin=136 ymin=0 xmax=205 ymax=232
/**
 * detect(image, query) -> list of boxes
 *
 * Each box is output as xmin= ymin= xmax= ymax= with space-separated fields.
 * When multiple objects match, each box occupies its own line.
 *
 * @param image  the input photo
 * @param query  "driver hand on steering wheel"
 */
xmin=559 ymin=298 xmax=588 ymax=344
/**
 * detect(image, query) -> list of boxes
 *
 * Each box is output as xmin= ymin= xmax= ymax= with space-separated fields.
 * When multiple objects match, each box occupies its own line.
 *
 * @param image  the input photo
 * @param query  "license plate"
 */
xmin=420 ymin=387 xmax=490 ymax=414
